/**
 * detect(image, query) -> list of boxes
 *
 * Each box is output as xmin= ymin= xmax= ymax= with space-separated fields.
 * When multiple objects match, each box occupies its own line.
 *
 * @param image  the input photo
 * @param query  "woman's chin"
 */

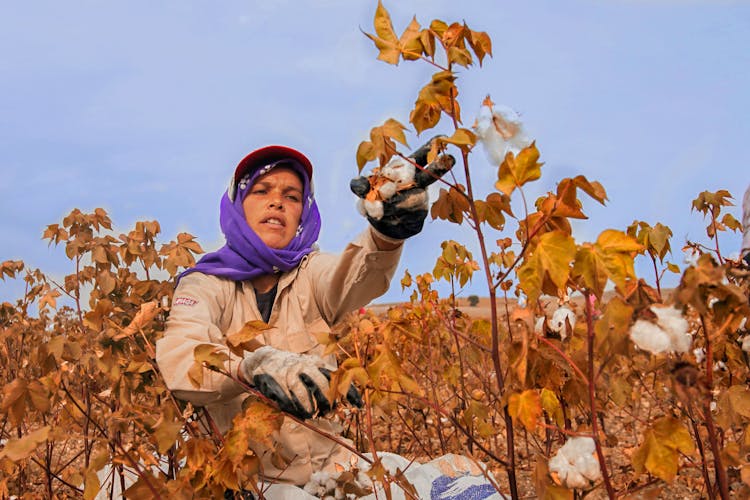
xmin=261 ymin=236 xmax=292 ymax=249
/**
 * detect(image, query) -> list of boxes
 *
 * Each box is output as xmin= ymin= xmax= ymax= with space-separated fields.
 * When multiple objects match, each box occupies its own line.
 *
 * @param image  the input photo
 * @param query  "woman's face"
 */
xmin=242 ymin=167 xmax=304 ymax=249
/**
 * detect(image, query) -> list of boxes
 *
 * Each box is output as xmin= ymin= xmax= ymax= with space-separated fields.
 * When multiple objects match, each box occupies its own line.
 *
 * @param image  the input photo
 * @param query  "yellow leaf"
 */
xmin=495 ymin=142 xmax=542 ymax=195
xmin=193 ymin=344 xmax=229 ymax=372
xmin=381 ymin=118 xmax=408 ymax=147
xmin=741 ymin=465 xmax=750 ymax=486
xmin=361 ymin=118 xmax=409 ymax=168
xmin=0 ymin=426 xmax=50 ymax=461
xmin=466 ymin=27 xmax=493 ymax=66
xmin=443 ymin=127 xmax=477 ymax=152
xmin=410 ymin=71 xmax=459 ymax=133
xmin=430 ymin=187 xmax=469 ymax=224
xmin=153 ymin=408 xmax=183 ymax=454
xmin=228 ymin=397 xmax=282 ymax=454
xmin=82 ymin=470 xmax=101 ymax=500
xmin=411 ymin=98 xmax=442 ymax=134
xmin=365 ymin=0 xmax=400 ymax=65
xmin=367 ymin=345 xmax=423 ymax=398
xmin=420 ymin=29 xmax=435 ymax=57
xmin=447 ymin=46 xmax=472 ymax=67
xmin=226 ymin=320 xmax=270 ymax=356
xmin=540 ymin=389 xmax=564 ymax=428
xmin=574 ymin=230 xmax=642 ymax=295
xmin=632 ymin=417 xmax=693 ymax=482
xmin=597 ymin=229 xmax=644 ymax=254
xmin=116 ymin=301 xmax=159 ymax=339
xmin=356 ymin=141 xmax=376 ymax=172
xmin=571 ymin=175 xmax=607 ymax=205
xmin=91 ymin=245 xmax=108 ymax=264
xmin=97 ymin=270 xmax=116 ymax=295
xmin=517 ymin=231 xmax=576 ymax=303
xmin=727 ymin=385 xmax=750 ymax=419
xmin=594 ymin=297 xmax=634 ymax=355
xmin=38 ymin=288 xmax=61 ymax=311
xmin=27 ymin=380 xmax=50 ymax=413
xmin=1 ymin=378 xmax=27 ymax=426
xmin=399 ymin=17 xmax=422 ymax=60
xmin=508 ymin=390 xmax=542 ymax=432
xmin=573 ymin=245 xmax=608 ymax=299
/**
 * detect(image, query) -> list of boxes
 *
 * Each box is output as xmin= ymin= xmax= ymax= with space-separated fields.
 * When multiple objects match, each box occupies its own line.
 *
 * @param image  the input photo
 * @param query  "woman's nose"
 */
xmin=268 ymin=193 xmax=284 ymax=209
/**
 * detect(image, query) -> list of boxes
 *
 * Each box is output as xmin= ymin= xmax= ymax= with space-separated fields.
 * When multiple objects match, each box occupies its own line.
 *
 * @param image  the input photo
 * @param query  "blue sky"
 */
xmin=1 ymin=0 xmax=748 ymax=304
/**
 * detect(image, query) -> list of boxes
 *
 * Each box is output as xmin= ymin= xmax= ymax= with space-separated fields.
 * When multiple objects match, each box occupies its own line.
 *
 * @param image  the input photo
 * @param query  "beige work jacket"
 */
xmin=155 ymin=228 xmax=401 ymax=484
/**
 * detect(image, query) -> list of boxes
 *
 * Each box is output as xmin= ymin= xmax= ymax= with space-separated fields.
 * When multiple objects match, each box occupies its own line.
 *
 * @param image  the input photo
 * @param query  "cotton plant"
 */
xmin=629 ymin=305 xmax=692 ymax=355
xmin=548 ymin=436 xmax=602 ymax=490
xmin=473 ymin=96 xmax=531 ymax=166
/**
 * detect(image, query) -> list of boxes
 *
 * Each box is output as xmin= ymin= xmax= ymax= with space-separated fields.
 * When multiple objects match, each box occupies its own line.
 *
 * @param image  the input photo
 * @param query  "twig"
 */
xmin=584 ymin=291 xmax=616 ymax=499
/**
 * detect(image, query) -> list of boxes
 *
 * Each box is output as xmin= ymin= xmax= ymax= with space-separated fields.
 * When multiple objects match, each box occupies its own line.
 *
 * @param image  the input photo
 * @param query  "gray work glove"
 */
xmin=350 ymin=137 xmax=455 ymax=241
xmin=239 ymin=346 xmax=362 ymax=420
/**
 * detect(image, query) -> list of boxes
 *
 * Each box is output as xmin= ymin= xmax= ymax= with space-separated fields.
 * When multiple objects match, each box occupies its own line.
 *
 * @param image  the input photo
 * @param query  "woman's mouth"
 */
xmin=262 ymin=217 xmax=285 ymax=227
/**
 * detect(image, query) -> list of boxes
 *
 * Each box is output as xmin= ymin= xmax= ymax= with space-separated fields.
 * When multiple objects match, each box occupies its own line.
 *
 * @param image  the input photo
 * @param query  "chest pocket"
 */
xmin=268 ymin=317 xmax=329 ymax=355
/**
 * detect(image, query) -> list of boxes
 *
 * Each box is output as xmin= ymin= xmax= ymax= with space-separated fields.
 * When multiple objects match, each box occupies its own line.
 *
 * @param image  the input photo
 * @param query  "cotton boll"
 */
xmin=548 ymin=437 xmax=602 ymax=490
xmin=304 ymin=471 xmax=334 ymax=497
xmin=356 ymin=199 xmax=367 ymax=217
xmin=473 ymin=97 xmax=530 ymax=166
xmin=574 ymin=451 xmax=602 ymax=482
xmin=363 ymin=199 xmax=384 ymax=220
xmin=381 ymin=156 xmax=416 ymax=186
xmin=378 ymin=181 xmax=398 ymax=200
xmin=550 ymin=306 xmax=576 ymax=340
xmin=535 ymin=316 xmax=545 ymax=334
xmin=652 ymin=306 xmax=691 ymax=353
xmin=694 ymin=347 xmax=706 ymax=364
xmin=630 ymin=306 xmax=691 ymax=355
xmin=630 ymin=319 xmax=672 ymax=354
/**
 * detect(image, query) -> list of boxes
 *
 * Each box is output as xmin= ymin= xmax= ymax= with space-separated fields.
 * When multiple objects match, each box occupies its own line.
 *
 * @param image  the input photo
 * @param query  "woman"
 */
xmin=155 ymin=143 xmax=447 ymax=485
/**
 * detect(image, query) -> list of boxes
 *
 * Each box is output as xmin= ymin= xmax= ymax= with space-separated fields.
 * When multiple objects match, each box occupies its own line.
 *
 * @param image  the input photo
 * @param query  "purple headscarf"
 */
xmin=180 ymin=159 xmax=321 ymax=282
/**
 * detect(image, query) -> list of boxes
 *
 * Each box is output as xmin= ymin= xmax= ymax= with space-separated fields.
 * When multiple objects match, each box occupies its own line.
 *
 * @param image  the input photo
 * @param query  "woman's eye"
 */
xmin=287 ymin=195 xmax=300 ymax=202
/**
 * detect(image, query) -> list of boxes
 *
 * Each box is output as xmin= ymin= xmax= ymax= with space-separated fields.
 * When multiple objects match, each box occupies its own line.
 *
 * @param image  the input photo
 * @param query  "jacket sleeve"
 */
xmin=309 ymin=227 xmax=403 ymax=325
xmin=155 ymin=273 xmax=246 ymax=407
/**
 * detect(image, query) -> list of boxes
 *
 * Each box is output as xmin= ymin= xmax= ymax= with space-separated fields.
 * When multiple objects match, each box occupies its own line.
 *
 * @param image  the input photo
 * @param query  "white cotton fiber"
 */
xmin=548 ymin=436 xmax=602 ymax=490
xmin=363 ymin=199 xmax=384 ymax=220
xmin=473 ymin=100 xmax=531 ymax=166
xmin=629 ymin=306 xmax=691 ymax=355
xmin=550 ymin=306 xmax=576 ymax=340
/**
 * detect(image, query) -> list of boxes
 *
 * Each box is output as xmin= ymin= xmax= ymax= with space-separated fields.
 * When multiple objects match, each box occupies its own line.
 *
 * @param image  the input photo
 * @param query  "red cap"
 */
xmin=234 ymin=145 xmax=313 ymax=185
